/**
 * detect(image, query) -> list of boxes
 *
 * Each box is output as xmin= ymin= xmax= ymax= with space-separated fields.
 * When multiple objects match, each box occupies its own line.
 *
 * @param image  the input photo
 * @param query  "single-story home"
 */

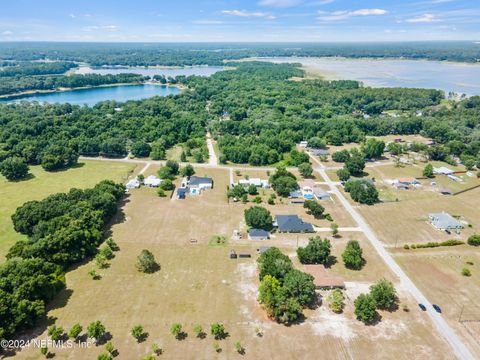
xmin=248 ymin=229 xmax=270 ymax=240
xmin=289 ymin=190 xmax=303 ymax=199
xmin=434 ymin=166 xmax=454 ymax=175
xmin=299 ymin=141 xmax=308 ymax=148
xmin=188 ymin=176 xmax=213 ymax=195
xmin=238 ymin=178 xmax=269 ymax=188
xmin=397 ymin=177 xmax=419 ymax=185
xmin=303 ymin=265 xmax=345 ymax=289
xmin=310 ymin=148 xmax=329 ymax=156
xmin=126 ymin=179 xmax=140 ymax=190
xmin=313 ymin=188 xmax=331 ymax=200
xmin=429 ymin=212 xmax=464 ymax=230
xmin=274 ymin=215 xmax=314 ymax=233
xmin=144 ymin=175 xmax=162 ymax=187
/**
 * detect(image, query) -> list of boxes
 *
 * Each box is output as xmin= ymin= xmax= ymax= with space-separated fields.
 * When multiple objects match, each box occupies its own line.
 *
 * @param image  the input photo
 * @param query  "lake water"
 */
xmin=0 ymin=84 xmax=182 ymax=107
xmin=75 ymin=66 xmax=225 ymax=77
xmin=255 ymin=57 xmax=480 ymax=96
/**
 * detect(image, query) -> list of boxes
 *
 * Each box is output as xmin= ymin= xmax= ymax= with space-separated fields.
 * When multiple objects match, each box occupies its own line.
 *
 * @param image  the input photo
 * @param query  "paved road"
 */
xmin=308 ymin=153 xmax=474 ymax=360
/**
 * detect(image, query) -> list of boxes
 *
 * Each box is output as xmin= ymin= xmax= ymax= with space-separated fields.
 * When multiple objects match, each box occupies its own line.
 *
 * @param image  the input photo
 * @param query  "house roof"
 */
xmin=310 ymin=148 xmax=329 ymax=156
xmin=314 ymin=188 xmax=330 ymax=198
xmin=275 ymin=215 xmax=314 ymax=232
xmin=429 ymin=212 xmax=464 ymax=229
xmin=398 ymin=177 xmax=418 ymax=184
xmin=189 ymin=176 xmax=213 ymax=186
xmin=289 ymin=190 xmax=303 ymax=198
xmin=434 ymin=166 xmax=454 ymax=175
xmin=303 ymin=265 xmax=345 ymax=288
xmin=248 ymin=229 xmax=270 ymax=238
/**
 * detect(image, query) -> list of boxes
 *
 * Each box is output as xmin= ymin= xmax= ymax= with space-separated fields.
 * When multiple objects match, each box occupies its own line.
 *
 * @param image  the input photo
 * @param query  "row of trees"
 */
xmin=0 ymin=181 xmax=125 ymax=340
xmin=0 ymin=61 xmax=77 ymax=77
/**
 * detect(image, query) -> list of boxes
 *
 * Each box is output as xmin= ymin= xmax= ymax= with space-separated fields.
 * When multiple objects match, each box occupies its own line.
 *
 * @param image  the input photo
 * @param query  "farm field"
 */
xmin=394 ymin=248 xmax=480 ymax=355
xmin=13 ymin=167 xmax=454 ymax=360
xmin=0 ymin=160 xmax=138 ymax=261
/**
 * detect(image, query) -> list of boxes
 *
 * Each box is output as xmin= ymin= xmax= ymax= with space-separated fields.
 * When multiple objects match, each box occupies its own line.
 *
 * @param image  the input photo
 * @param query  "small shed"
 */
xmin=177 ymin=188 xmax=187 ymax=199
xmin=248 ymin=229 xmax=270 ymax=240
xmin=126 ymin=179 xmax=140 ymax=190
xmin=144 ymin=175 xmax=162 ymax=187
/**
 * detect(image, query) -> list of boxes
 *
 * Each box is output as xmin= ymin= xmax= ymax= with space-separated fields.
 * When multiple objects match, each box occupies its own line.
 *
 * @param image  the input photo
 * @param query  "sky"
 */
xmin=1 ymin=0 xmax=479 ymax=42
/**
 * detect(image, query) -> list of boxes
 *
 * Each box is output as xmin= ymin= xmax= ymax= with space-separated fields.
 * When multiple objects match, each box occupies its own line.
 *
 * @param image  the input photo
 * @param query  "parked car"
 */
xmin=444 ymin=229 xmax=451 ymax=235
xmin=432 ymin=304 xmax=442 ymax=313
xmin=418 ymin=303 xmax=427 ymax=311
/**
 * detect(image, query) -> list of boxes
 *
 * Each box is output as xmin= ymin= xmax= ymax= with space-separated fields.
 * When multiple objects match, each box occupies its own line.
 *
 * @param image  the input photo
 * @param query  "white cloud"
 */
xmin=222 ymin=10 xmax=276 ymax=19
xmin=82 ymin=25 xmax=120 ymax=32
xmin=318 ymin=8 xmax=387 ymax=21
xmin=309 ymin=0 xmax=335 ymax=5
xmin=405 ymin=14 xmax=440 ymax=23
xmin=258 ymin=0 xmax=302 ymax=7
xmin=2 ymin=30 xmax=13 ymax=36
xmin=69 ymin=14 xmax=76 ymax=18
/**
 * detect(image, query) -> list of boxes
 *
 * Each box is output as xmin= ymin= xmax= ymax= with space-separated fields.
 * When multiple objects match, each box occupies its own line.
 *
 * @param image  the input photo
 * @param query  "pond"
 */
xmin=254 ymin=57 xmax=480 ymax=96
xmin=0 ymin=84 xmax=182 ymax=107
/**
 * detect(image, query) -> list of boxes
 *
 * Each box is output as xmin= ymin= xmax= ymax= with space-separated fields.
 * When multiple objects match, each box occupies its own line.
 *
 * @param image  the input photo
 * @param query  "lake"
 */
xmin=75 ymin=65 xmax=225 ymax=77
xmin=0 ymin=84 xmax=182 ymax=107
xmin=254 ymin=57 xmax=480 ymax=96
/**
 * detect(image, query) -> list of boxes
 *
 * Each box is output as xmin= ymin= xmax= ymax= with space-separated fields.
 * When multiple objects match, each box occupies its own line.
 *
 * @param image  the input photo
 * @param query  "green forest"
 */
xmin=1 ymin=61 xmax=479 ymax=177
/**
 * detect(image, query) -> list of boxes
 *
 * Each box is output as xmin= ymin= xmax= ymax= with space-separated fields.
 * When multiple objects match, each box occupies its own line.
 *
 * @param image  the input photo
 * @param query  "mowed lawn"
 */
xmin=0 ymin=160 xmax=138 ymax=261
xmin=15 ymin=168 xmax=453 ymax=359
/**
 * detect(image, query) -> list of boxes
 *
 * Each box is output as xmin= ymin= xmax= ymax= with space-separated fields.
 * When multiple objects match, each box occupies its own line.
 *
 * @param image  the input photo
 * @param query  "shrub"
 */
xmin=461 ymin=268 xmax=472 ymax=277
xmin=131 ymin=325 xmax=145 ymax=341
xmin=136 ymin=249 xmax=159 ymax=273
xmin=68 ymin=323 xmax=82 ymax=339
xmin=87 ymin=320 xmax=106 ymax=342
xmin=342 ymin=240 xmax=364 ymax=270
xmin=369 ymin=279 xmax=397 ymax=310
xmin=47 ymin=325 xmax=64 ymax=341
xmin=328 ymin=289 xmax=344 ymax=313
xmin=106 ymin=238 xmax=119 ymax=251
xmin=0 ymin=157 xmax=29 ymax=181
xmin=354 ymin=293 xmax=377 ymax=323
xmin=468 ymin=234 xmax=480 ymax=246
xmin=157 ymin=188 xmax=166 ymax=197
xmin=170 ymin=323 xmax=183 ymax=339
xmin=303 ymin=200 xmax=325 ymax=219
xmin=211 ymin=323 xmax=227 ymax=340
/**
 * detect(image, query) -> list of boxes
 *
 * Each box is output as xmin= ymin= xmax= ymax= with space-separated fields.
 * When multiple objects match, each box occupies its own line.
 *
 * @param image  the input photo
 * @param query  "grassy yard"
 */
xmin=0 ymin=160 xmax=138 ymax=261
xmin=13 ymin=168 xmax=449 ymax=359
xmin=13 ymin=168 xmax=453 ymax=359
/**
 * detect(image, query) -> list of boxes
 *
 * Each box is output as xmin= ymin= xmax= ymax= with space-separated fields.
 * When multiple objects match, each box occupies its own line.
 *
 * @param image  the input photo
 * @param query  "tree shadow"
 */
xmin=48 ymin=162 xmax=86 ymax=173
xmin=324 ymin=255 xmax=337 ymax=269
xmin=196 ymin=331 xmax=207 ymax=339
xmin=136 ymin=332 xmax=149 ymax=343
xmin=213 ymin=332 xmax=230 ymax=340
xmin=47 ymin=288 xmax=73 ymax=311
xmin=175 ymin=332 xmax=188 ymax=341
xmin=11 ymin=173 xmax=36 ymax=182
xmin=96 ymin=331 xmax=113 ymax=346
xmin=103 ymin=197 xmax=129 ymax=239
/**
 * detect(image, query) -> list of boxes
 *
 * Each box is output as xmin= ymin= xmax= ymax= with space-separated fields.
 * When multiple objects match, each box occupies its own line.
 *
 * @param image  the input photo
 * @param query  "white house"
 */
xmin=299 ymin=141 xmax=308 ymax=148
xmin=188 ymin=176 xmax=213 ymax=195
xmin=126 ymin=179 xmax=140 ymax=190
xmin=238 ymin=178 xmax=269 ymax=188
xmin=144 ymin=175 xmax=162 ymax=188
xmin=433 ymin=166 xmax=454 ymax=175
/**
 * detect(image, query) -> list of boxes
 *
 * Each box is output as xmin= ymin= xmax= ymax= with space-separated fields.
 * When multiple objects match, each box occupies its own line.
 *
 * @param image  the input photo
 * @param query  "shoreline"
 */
xmin=0 ymin=82 xmax=184 ymax=101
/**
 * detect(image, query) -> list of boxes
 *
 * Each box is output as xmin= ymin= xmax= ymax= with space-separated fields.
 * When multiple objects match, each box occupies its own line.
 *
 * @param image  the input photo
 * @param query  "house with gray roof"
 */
xmin=314 ymin=188 xmax=331 ymax=200
xmin=310 ymin=148 xmax=330 ymax=156
xmin=188 ymin=176 xmax=213 ymax=195
xmin=274 ymin=215 xmax=314 ymax=233
xmin=429 ymin=212 xmax=464 ymax=230
xmin=248 ymin=229 xmax=270 ymax=240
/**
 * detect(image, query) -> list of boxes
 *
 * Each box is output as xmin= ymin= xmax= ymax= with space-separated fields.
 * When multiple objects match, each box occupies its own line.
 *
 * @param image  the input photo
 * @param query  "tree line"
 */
xmin=0 ymin=181 xmax=125 ymax=340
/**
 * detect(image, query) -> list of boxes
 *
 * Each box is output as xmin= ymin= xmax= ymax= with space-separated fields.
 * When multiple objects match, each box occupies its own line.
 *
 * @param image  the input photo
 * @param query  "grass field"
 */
xmin=395 ymin=248 xmax=480 ymax=355
xmin=0 ymin=160 xmax=138 ymax=261
xmin=13 ymin=167 xmax=454 ymax=359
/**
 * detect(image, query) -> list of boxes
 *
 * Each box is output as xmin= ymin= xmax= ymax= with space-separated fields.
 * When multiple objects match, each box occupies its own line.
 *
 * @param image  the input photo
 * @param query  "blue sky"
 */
xmin=1 ymin=0 xmax=479 ymax=42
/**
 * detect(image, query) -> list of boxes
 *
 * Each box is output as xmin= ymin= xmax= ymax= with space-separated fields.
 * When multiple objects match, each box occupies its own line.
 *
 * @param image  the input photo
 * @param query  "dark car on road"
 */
xmin=432 ymin=304 xmax=442 ymax=313
xmin=418 ymin=303 xmax=427 ymax=311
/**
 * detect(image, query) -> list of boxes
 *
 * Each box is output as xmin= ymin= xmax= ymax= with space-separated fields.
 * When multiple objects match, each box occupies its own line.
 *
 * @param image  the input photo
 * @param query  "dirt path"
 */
xmin=206 ymin=132 xmax=218 ymax=167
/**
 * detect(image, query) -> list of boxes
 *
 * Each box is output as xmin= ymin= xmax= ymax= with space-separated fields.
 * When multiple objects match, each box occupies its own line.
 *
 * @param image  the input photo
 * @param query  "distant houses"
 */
xmin=429 ymin=212 xmax=464 ymax=231
xmin=433 ymin=166 xmax=454 ymax=176
xmin=126 ymin=179 xmax=140 ymax=190
xmin=237 ymin=178 xmax=269 ymax=189
xmin=274 ymin=215 xmax=314 ymax=233
xmin=144 ymin=175 xmax=162 ymax=187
